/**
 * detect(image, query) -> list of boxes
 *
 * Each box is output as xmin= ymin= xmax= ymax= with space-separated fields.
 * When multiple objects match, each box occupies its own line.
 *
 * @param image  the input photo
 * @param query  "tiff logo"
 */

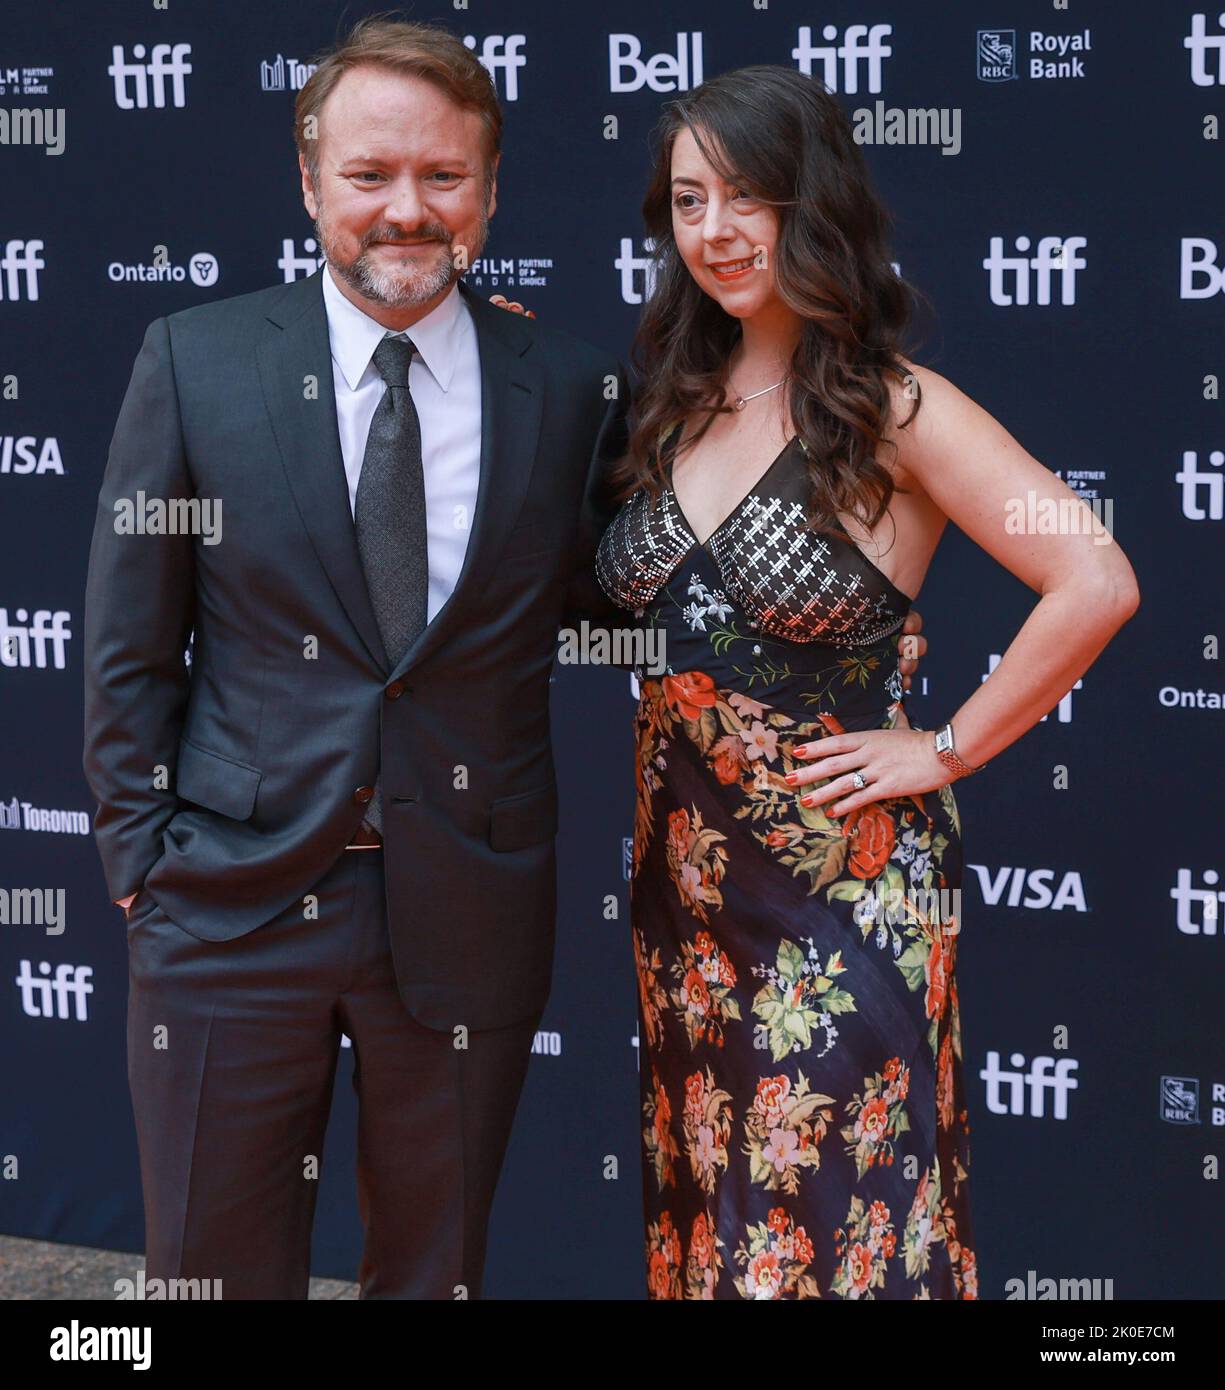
xmin=614 ymin=237 xmax=659 ymax=304
xmin=108 ymin=43 xmax=192 ymax=109
xmin=984 ymin=235 xmax=1087 ymax=305
xmin=0 ymin=608 xmax=71 ymax=668
xmin=277 ymin=236 xmax=325 ymax=282
xmin=981 ymin=1050 xmax=1079 ymax=1119
xmin=792 ymin=23 xmax=893 ymax=94
xmin=464 ymin=35 xmax=526 ymax=100
xmin=1169 ymin=868 xmax=1223 ymax=935
xmin=0 ymin=239 xmax=44 ymax=300
xmin=1185 ymin=12 xmax=1225 ymax=85
xmin=16 ymin=960 xmax=93 ymax=1020
xmin=1176 ymin=450 xmax=1223 ymax=519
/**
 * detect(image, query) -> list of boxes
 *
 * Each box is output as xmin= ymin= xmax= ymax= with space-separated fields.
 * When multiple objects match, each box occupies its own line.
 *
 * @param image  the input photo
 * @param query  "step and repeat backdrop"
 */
xmin=1 ymin=2 xmax=1221 ymax=1299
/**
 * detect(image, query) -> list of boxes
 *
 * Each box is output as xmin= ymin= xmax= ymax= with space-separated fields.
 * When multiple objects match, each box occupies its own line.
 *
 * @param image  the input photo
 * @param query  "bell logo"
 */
xmin=609 ymin=33 xmax=703 ymax=94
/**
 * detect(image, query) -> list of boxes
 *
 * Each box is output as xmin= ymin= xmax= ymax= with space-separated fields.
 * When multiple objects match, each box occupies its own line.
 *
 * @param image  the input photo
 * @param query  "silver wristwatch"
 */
xmin=933 ymin=721 xmax=985 ymax=779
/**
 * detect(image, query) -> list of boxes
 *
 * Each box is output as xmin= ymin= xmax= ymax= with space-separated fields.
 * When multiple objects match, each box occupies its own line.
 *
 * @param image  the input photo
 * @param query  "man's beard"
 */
xmin=315 ymin=206 xmax=489 ymax=309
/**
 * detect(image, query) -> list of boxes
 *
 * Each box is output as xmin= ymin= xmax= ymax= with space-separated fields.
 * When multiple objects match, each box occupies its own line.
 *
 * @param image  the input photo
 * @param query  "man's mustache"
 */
xmin=362 ymin=227 xmax=451 ymax=248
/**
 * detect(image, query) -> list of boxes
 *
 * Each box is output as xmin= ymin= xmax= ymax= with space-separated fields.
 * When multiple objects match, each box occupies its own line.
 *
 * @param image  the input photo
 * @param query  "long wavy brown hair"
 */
xmin=614 ymin=65 xmax=932 ymax=543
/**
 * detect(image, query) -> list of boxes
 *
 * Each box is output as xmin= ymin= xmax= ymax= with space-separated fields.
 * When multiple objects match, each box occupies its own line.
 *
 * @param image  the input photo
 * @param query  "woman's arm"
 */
xmin=892 ymin=363 xmax=1139 ymax=767
xmin=790 ymin=363 xmax=1140 ymax=815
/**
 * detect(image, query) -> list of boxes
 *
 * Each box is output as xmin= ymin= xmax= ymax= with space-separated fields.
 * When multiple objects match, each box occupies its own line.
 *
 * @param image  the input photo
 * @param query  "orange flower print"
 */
xmin=663 ymin=804 xmax=729 ymax=925
xmin=936 ymin=1028 xmax=955 ymax=1130
xmin=743 ymin=1070 xmax=835 ymax=1194
xmin=642 ymin=1065 xmax=680 ymax=1192
xmin=662 ymin=670 xmax=717 ymax=721
xmin=645 ymin=1211 xmax=683 ymax=1299
xmin=710 ymin=733 xmax=749 ymax=784
xmin=844 ymin=802 xmax=895 ymax=878
xmin=681 ymin=1066 xmax=733 ymax=1195
xmin=733 ymin=1207 xmax=821 ymax=1299
xmin=633 ymin=927 xmax=667 ymax=1052
xmin=669 ymin=932 xmax=741 ymax=1048
xmin=841 ymin=1059 xmax=911 ymax=1178
xmin=831 ymin=1194 xmax=896 ymax=1299
xmin=684 ymin=1210 xmax=725 ymax=1299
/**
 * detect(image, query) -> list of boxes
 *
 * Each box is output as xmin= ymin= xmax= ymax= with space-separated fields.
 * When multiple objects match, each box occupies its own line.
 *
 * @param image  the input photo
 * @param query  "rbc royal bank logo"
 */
xmin=978 ymin=30 xmax=1018 ymax=83
xmin=1160 ymin=1076 xmax=1199 ymax=1124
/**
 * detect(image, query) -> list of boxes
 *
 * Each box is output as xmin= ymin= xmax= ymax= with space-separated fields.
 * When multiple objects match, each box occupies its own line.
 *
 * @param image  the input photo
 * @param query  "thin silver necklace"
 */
xmin=729 ymin=370 xmax=788 ymax=411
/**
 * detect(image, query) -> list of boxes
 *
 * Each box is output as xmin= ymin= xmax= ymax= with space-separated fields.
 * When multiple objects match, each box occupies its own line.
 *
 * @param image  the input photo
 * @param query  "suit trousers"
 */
xmin=124 ymin=845 xmax=541 ymax=1299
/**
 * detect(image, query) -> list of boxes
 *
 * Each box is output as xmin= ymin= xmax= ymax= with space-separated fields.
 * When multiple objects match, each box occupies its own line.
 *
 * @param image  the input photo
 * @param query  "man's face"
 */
xmin=300 ymin=65 xmax=497 ymax=321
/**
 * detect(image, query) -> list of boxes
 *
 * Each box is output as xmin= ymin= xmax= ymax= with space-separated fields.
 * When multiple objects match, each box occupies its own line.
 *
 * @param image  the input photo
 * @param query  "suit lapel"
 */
xmin=255 ymin=268 xmax=543 ymax=682
xmin=256 ymin=269 xmax=390 ymax=671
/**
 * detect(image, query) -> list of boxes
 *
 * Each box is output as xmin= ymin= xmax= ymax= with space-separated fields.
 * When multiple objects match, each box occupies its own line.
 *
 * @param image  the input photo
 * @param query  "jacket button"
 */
xmin=354 ymin=786 xmax=374 ymax=804
xmin=385 ymin=680 xmax=404 ymax=699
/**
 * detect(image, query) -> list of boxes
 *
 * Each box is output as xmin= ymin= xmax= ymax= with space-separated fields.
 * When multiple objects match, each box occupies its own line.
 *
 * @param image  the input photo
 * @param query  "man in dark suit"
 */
xmin=83 ymin=19 xmax=629 ymax=1299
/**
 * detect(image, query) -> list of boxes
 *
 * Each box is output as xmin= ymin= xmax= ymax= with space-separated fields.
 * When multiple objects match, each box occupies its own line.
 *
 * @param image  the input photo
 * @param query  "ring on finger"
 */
xmin=851 ymin=770 xmax=867 ymax=791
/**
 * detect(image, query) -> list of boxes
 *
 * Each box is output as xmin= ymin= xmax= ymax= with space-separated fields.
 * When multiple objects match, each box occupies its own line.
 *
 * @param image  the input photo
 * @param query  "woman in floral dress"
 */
xmin=592 ymin=68 xmax=1139 ymax=1299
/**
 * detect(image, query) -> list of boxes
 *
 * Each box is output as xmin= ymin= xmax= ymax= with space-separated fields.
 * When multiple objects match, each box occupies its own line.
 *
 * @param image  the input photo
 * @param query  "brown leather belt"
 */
xmin=346 ymin=823 xmax=383 ymax=849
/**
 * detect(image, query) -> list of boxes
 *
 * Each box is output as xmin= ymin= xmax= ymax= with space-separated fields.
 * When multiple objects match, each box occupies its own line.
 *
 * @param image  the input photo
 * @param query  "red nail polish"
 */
xmin=794 ymin=744 xmax=808 ymax=757
xmin=784 ymin=771 xmax=797 ymax=785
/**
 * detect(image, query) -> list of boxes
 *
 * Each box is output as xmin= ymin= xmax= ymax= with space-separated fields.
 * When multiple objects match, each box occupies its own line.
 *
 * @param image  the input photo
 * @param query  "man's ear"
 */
xmin=299 ymin=152 xmax=318 ymax=219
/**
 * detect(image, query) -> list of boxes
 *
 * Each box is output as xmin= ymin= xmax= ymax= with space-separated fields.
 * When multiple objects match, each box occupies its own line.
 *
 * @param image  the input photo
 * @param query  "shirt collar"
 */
xmin=321 ymin=261 xmax=465 ymax=394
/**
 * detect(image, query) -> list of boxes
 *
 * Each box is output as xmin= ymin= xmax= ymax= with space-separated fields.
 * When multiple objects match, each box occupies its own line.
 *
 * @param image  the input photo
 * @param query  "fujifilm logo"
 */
xmin=464 ymin=35 xmax=526 ymax=100
xmin=16 ymin=960 xmax=94 ymax=1020
xmin=983 ymin=235 xmax=1087 ymax=305
xmin=107 ymin=43 xmax=192 ymax=109
xmin=981 ymin=1051 xmax=1079 ymax=1119
xmin=1169 ymin=868 xmax=1223 ymax=936
xmin=609 ymin=32 xmax=703 ymax=93
xmin=969 ymin=866 xmax=1088 ymax=913
xmin=792 ymin=23 xmax=892 ymax=94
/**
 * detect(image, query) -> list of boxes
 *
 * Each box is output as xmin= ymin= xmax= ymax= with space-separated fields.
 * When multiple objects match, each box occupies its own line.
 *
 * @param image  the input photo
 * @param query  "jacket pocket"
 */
xmin=175 ymin=736 xmax=263 ymax=821
xmin=488 ymin=784 xmax=558 ymax=852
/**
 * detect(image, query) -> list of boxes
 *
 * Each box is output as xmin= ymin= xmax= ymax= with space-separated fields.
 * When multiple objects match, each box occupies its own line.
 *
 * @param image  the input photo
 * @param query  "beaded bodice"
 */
xmin=595 ymin=436 xmax=912 ymax=648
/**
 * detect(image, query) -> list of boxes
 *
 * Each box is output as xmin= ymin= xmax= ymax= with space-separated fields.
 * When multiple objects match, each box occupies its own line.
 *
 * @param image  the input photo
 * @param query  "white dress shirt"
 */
xmin=320 ymin=262 xmax=482 ymax=625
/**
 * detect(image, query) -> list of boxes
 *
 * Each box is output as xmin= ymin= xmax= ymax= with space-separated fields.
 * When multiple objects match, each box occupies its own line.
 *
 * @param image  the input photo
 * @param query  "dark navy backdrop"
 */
xmin=2 ymin=2 xmax=1221 ymax=1299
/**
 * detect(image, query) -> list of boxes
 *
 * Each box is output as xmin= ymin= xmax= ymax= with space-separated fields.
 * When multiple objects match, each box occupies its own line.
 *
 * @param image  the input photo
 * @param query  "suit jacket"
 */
xmin=82 ymin=267 xmax=630 ymax=1031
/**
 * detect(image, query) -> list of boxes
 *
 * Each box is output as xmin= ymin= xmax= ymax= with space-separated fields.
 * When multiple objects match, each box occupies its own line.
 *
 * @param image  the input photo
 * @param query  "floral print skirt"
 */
xmin=630 ymin=671 xmax=978 ymax=1300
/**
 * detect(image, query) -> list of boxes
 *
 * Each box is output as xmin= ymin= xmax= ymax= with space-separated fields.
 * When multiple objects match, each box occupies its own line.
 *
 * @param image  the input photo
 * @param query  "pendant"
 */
xmin=732 ymin=396 xmax=747 ymax=411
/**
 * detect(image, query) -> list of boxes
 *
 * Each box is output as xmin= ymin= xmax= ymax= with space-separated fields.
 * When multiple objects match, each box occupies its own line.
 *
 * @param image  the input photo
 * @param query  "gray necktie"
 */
xmin=354 ymin=333 xmax=429 ymax=832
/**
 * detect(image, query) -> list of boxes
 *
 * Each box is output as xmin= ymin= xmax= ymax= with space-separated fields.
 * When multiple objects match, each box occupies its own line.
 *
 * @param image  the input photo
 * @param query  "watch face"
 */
xmin=935 ymin=726 xmax=952 ymax=753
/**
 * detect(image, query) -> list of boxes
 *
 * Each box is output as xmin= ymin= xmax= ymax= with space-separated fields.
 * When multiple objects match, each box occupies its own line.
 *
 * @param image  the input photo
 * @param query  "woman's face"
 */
xmin=669 ymin=124 xmax=780 ymax=321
